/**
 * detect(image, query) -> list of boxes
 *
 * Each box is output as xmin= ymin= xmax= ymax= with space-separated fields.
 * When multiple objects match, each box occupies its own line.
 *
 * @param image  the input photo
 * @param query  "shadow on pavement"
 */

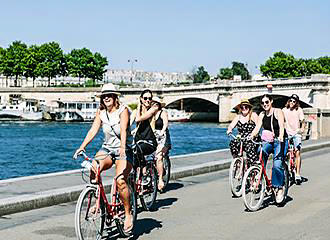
xmin=150 ymin=197 xmax=178 ymax=212
xmin=162 ymin=182 xmax=184 ymax=193
xmin=129 ymin=218 xmax=163 ymax=240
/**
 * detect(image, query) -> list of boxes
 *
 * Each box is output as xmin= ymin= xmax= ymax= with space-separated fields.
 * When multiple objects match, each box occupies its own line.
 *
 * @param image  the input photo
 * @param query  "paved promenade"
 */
xmin=1 ymin=138 xmax=330 ymax=216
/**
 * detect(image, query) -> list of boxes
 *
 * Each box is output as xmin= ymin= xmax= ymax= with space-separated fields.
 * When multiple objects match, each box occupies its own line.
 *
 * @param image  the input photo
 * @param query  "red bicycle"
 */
xmin=133 ymin=140 xmax=158 ymax=211
xmin=74 ymin=152 xmax=137 ymax=240
xmin=242 ymin=139 xmax=289 ymax=211
xmin=228 ymin=133 xmax=250 ymax=197
xmin=286 ymin=136 xmax=297 ymax=185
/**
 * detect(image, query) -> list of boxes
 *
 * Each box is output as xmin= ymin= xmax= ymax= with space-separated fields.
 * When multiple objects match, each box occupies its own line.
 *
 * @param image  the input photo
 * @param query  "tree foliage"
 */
xmin=192 ymin=66 xmax=210 ymax=83
xmin=260 ymin=52 xmax=330 ymax=78
xmin=218 ymin=61 xmax=250 ymax=80
xmin=0 ymin=40 xmax=108 ymax=87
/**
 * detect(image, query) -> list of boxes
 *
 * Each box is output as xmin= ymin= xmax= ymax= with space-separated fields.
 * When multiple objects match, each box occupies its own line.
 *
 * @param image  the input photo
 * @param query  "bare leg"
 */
xmin=156 ymin=146 xmax=168 ymax=191
xmin=90 ymin=151 xmax=113 ymax=182
xmin=116 ymin=160 xmax=133 ymax=231
xmin=295 ymin=150 xmax=301 ymax=176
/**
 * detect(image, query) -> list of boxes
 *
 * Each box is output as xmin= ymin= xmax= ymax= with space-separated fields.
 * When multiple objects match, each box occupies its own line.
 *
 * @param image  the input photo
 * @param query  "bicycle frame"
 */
xmin=287 ymin=138 xmax=296 ymax=171
xmin=82 ymin=153 xmax=125 ymax=220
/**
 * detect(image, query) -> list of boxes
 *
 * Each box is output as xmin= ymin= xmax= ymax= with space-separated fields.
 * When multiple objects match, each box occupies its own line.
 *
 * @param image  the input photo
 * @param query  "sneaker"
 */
xmin=276 ymin=188 xmax=284 ymax=203
xmin=295 ymin=175 xmax=302 ymax=184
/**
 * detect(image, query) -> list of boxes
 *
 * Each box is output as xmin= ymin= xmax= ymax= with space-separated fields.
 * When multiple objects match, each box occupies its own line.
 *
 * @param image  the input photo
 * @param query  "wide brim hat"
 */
xmin=96 ymin=83 xmax=121 ymax=97
xmin=234 ymin=98 xmax=253 ymax=110
xmin=152 ymin=96 xmax=166 ymax=107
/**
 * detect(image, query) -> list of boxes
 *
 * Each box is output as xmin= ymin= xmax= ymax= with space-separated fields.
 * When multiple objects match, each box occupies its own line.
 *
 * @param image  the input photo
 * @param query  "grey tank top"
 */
xmin=100 ymin=105 xmax=133 ymax=150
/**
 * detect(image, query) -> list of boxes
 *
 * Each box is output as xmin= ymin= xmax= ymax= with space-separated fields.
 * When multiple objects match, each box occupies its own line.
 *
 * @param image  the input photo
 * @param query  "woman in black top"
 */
xmin=251 ymin=94 xmax=286 ymax=203
xmin=152 ymin=96 xmax=172 ymax=191
xmin=133 ymin=89 xmax=158 ymax=157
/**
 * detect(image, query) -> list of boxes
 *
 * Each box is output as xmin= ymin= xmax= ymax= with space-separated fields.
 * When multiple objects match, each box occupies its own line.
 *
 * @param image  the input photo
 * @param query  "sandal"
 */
xmin=123 ymin=214 xmax=133 ymax=234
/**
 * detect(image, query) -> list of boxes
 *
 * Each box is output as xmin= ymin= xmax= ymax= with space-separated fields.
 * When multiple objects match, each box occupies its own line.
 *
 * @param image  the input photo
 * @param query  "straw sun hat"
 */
xmin=234 ymin=98 xmax=253 ymax=110
xmin=152 ymin=96 xmax=166 ymax=107
xmin=96 ymin=83 xmax=121 ymax=97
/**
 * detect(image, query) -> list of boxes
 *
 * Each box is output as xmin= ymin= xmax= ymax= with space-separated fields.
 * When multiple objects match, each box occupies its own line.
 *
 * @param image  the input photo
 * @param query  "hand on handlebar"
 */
xmin=73 ymin=148 xmax=85 ymax=160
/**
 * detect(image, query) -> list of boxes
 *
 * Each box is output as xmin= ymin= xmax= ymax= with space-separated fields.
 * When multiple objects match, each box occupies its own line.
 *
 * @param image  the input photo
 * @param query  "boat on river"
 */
xmin=50 ymin=100 xmax=99 ymax=122
xmin=0 ymin=99 xmax=43 ymax=121
xmin=167 ymin=109 xmax=191 ymax=122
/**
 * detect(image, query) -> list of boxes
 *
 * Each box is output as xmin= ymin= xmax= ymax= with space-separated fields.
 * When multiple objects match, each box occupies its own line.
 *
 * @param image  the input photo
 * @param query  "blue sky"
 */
xmin=0 ymin=0 xmax=329 ymax=75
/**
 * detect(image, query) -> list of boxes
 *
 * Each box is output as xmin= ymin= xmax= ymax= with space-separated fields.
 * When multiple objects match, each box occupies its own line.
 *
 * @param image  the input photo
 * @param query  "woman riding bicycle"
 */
xmin=282 ymin=94 xmax=305 ymax=184
xmin=152 ymin=96 xmax=172 ymax=191
xmin=250 ymin=94 xmax=286 ymax=203
xmin=227 ymin=99 xmax=259 ymax=164
xmin=73 ymin=83 xmax=134 ymax=233
xmin=131 ymin=89 xmax=158 ymax=156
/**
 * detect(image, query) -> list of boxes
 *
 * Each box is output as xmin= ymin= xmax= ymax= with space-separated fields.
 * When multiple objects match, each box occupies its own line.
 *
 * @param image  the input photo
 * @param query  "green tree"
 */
xmin=23 ymin=45 xmax=41 ymax=87
xmin=218 ymin=67 xmax=233 ymax=80
xmin=317 ymin=56 xmax=330 ymax=74
xmin=38 ymin=42 xmax=64 ymax=86
xmin=0 ymin=47 xmax=11 ymax=87
xmin=260 ymin=52 xmax=299 ymax=78
xmin=5 ymin=41 xmax=28 ymax=86
xmin=67 ymin=48 xmax=93 ymax=85
xmin=232 ymin=62 xmax=251 ymax=80
xmin=192 ymin=66 xmax=210 ymax=83
xmin=85 ymin=52 xmax=108 ymax=86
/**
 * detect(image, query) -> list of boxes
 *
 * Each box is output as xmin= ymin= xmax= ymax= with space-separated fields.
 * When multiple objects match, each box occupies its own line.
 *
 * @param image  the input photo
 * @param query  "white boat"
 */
xmin=51 ymin=100 xmax=99 ymax=122
xmin=0 ymin=99 xmax=43 ymax=121
xmin=167 ymin=109 xmax=191 ymax=122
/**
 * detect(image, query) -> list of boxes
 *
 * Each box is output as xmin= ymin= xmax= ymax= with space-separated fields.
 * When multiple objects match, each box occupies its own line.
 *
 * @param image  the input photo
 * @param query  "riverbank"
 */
xmin=1 ymin=137 xmax=330 ymax=216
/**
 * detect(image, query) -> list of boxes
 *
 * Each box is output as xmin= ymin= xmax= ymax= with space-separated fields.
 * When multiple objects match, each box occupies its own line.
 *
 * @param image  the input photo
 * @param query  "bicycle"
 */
xmin=133 ymin=140 xmax=158 ymax=211
xmin=286 ymin=136 xmax=297 ymax=185
xmin=74 ymin=151 xmax=137 ymax=240
xmin=161 ymin=152 xmax=171 ymax=191
xmin=228 ymin=133 xmax=250 ymax=197
xmin=242 ymin=139 xmax=289 ymax=211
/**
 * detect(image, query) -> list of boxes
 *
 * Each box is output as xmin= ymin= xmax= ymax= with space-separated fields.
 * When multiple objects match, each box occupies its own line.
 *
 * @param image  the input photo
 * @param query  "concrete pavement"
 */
xmin=1 ymin=138 xmax=330 ymax=216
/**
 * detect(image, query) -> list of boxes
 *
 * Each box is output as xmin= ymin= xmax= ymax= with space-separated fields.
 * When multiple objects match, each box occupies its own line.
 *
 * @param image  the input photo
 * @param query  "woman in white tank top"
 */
xmin=74 ymin=84 xmax=134 ymax=233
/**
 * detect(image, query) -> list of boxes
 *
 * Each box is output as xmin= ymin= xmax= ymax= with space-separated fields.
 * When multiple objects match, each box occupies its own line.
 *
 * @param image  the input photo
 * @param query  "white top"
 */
xmin=282 ymin=107 xmax=304 ymax=136
xmin=99 ymin=105 xmax=133 ymax=150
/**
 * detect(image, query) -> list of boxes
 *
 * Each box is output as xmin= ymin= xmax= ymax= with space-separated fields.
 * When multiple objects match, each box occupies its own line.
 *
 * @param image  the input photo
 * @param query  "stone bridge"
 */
xmin=1 ymin=74 xmax=329 ymax=124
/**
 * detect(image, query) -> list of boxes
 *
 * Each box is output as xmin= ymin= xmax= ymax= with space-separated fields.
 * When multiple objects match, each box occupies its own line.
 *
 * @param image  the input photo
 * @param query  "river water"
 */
xmin=0 ymin=122 xmax=230 ymax=180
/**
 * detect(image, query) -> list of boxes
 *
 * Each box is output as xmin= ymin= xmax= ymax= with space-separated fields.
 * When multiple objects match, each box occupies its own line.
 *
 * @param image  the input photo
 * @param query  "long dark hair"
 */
xmin=285 ymin=99 xmax=300 ymax=110
xmin=140 ymin=89 xmax=153 ymax=100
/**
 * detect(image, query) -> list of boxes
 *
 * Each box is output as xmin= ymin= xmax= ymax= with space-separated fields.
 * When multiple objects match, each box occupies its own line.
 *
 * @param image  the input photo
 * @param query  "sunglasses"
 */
xmin=290 ymin=99 xmax=296 ymax=104
xmin=102 ymin=94 xmax=116 ymax=99
xmin=261 ymin=100 xmax=270 ymax=105
xmin=143 ymin=97 xmax=152 ymax=101
xmin=241 ymin=105 xmax=250 ymax=110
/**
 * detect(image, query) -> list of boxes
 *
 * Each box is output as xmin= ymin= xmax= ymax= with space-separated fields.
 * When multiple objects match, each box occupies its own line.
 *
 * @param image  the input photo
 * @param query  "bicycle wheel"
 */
xmin=116 ymin=182 xmax=137 ymax=237
xmin=276 ymin=162 xmax=289 ymax=205
xmin=229 ymin=157 xmax=244 ymax=197
xmin=242 ymin=166 xmax=265 ymax=212
xmin=75 ymin=187 xmax=105 ymax=240
xmin=287 ymin=154 xmax=295 ymax=186
xmin=162 ymin=155 xmax=171 ymax=190
xmin=140 ymin=163 xmax=158 ymax=211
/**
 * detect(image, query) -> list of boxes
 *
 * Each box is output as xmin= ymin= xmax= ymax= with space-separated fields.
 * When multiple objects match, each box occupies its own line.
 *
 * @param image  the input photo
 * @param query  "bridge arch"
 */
xmin=231 ymin=94 xmax=313 ymax=113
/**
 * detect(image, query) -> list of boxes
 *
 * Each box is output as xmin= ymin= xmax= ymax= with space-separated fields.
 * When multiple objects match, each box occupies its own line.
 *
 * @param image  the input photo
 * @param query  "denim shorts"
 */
xmin=285 ymin=134 xmax=302 ymax=152
xmin=98 ymin=147 xmax=134 ymax=166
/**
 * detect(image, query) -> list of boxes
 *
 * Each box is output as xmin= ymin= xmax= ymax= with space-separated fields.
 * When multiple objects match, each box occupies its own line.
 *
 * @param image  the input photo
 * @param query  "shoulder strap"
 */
xmin=271 ymin=110 xmax=274 ymax=133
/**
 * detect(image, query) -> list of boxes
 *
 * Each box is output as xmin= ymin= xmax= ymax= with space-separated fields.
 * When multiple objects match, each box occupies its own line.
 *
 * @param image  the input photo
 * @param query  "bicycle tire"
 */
xmin=242 ymin=166 xmax=265 ymax=212
xmin=116 ymin=182 xmax=137 ymax=237
xmin=229 ymin=157 xmax=244 ymax=197
xmin=287 ymin=153 xmax=296 ymax=186
xmin=162 ymin=155 xmax=171 ymax=190
xmin=276 ymin=162 xmax=289 ymax=205
xmin=140 ymin=163 xmax=158 ymax=211
xmin=75 ymin=187 xmax=105 ymax=240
